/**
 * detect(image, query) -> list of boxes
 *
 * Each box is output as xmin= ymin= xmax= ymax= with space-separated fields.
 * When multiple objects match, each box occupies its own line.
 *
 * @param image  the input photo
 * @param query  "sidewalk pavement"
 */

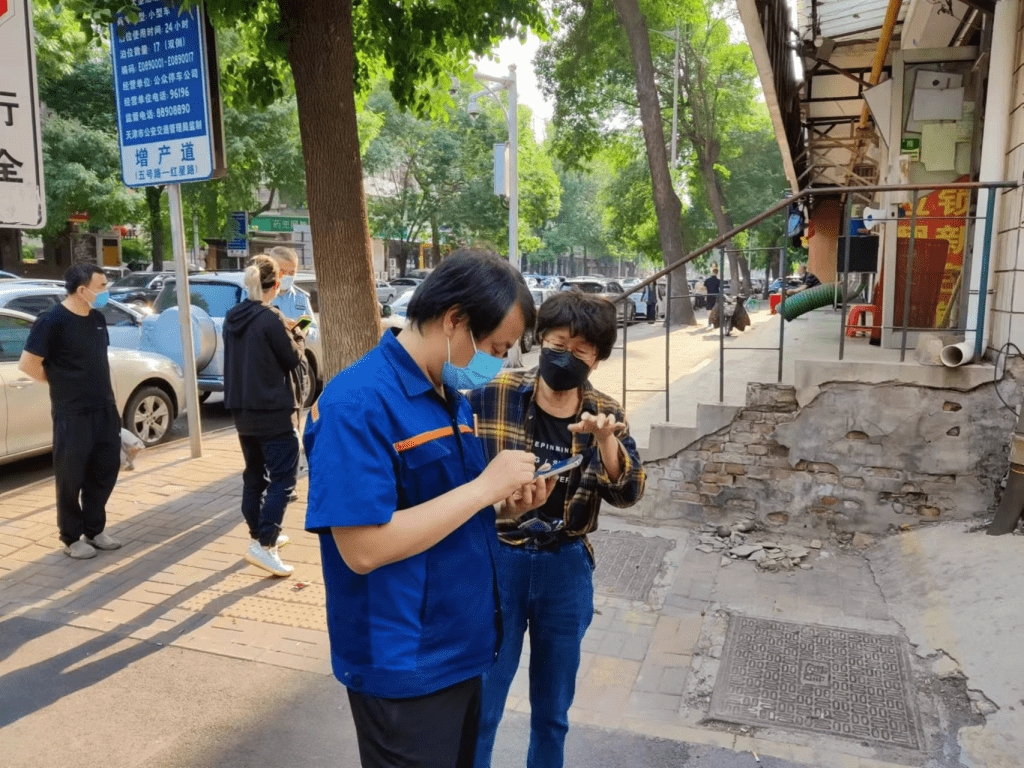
xmin=1 ymin=428 xmax=1020 ymax=768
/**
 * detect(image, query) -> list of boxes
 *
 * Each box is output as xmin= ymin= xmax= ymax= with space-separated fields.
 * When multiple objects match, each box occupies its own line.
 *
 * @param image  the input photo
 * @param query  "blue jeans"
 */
xmin=474 ymin=540 xmax=595 ymax=768
xmin=238 ymin=432 xmax=299 ymax=547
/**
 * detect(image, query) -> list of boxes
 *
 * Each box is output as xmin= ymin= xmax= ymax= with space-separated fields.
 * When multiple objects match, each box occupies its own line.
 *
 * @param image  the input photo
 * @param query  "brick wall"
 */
xmin=623 ymin=379 xmax=1021 ymax=539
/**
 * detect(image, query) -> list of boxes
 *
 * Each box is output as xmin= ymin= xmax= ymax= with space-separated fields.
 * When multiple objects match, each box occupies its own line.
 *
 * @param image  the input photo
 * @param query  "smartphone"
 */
xmin=293 ymin=316 xmax=314 ymax=332
xmin=533 ymin=453 xmax=583 ymax=480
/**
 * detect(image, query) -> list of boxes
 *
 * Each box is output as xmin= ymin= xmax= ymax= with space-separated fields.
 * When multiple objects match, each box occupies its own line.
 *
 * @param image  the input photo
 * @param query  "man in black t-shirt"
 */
xmin=19 ymin=263 xmax=123 ymax=560
xmin=786 ymin=264 xmax=822 ymax=295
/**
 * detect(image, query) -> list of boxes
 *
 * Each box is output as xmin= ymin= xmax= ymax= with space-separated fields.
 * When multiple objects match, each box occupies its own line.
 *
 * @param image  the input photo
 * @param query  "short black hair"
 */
xmin=406 ymin=249 xmax=536 ymax=341
xmin=536 ymin=291 xmax=617 ymax=361
xmin=65 ymin=263 xmax=105 ymax=294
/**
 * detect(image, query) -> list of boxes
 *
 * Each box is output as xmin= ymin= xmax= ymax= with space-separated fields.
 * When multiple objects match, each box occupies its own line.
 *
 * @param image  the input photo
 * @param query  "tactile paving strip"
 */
xmin=178 ymin=572 xmax=328 ymax=630
xmin=709 ymin=615 xmax=924 ymax=751
xmin=588 ymin=531 xmax=674 ymax=602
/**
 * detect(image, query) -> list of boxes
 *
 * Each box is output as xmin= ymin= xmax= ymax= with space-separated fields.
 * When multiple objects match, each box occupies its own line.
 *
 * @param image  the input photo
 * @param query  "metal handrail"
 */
xmin=615 ymin=179 xmax=1019 ymax=418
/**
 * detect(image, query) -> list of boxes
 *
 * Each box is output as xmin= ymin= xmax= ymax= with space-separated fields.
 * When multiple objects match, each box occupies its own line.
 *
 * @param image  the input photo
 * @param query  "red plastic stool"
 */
xmin=846 ymin=304 xmax=873 ymax=337
xmin=769 ymin=294 xmax=783 ymax=314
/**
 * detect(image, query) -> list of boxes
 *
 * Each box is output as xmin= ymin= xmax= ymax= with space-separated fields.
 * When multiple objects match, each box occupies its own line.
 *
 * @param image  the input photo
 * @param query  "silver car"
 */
xmin=0 ymin=282 xmax=147 ymax=351
xmin=560 ymin=278 xmax=637 ymax=324
xmin=144 ymin=272 xmax=325 ymax=407
xmin=0 ymin=308 xmax=186 ymax=462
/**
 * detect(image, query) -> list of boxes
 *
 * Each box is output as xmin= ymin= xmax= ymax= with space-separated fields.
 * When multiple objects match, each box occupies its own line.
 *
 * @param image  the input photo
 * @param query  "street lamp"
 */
xmin=468 ymin=65 xmax=519 ymax=272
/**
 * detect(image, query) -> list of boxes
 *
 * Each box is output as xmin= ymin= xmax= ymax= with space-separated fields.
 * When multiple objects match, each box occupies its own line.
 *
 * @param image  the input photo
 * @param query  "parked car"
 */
xmin=626 ymin=280 xmax=667 ymax=320
xmin=0 ymin=282 xmax=147 ymax=351
xmin=406 ymin=268 xmax=433 ymax=280
xmin=376 ymin=279 xmax=396 ymax=305
xmin=560 ymin=278 xmax=637 ymax=324
xmin=0 ymin=270 xmax=19 ymax=281
xmin=145 ymin=272 xmax=325 ymax=407
xmin=524 ymin=288 xmax=559 ymax=351
xmin=0 ymin=307 xmax=185 ymax=458
xmin=388 ymin=276 xmax=423 ymax=300
xmin=769 ymin=276 xmax=803 ymax=293
xmin=293 ymin=272 xmax=394 ymax=325
xmin=108 ymin=271 xmax=178 ymax=309
xmin=102 ymin=266 xmax=131 ymax=282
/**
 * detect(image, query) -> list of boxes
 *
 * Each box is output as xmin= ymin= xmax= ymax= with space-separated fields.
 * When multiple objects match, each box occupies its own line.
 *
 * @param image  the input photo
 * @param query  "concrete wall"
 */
xmin=627 ymin=379 xmax=1020 ymax=539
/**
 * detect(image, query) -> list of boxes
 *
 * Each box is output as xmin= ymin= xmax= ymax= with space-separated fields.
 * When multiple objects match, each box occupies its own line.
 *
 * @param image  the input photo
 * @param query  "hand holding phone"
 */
xmin=533 ymin=453 xmax=583 ymax=480
xmin=293 ymin=316 xmax=313 ymax=335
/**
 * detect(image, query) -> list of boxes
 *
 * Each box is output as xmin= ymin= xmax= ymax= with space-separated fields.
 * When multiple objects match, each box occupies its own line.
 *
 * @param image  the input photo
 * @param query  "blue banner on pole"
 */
xmin=110 ymin=0 xmax=214 ymax=187
xmin=227 ymin=211 xmax=248 ymax=255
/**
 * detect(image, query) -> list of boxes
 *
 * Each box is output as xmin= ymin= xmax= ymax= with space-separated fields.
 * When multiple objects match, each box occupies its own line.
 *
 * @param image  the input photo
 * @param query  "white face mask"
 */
xmin=279 ymin=275 xmax=294 ymax=291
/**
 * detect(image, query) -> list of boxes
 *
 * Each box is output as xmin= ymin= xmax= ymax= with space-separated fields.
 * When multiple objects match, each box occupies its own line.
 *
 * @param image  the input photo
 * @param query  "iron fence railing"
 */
xmin=615 ymin=180 xmax=1019 ymax=414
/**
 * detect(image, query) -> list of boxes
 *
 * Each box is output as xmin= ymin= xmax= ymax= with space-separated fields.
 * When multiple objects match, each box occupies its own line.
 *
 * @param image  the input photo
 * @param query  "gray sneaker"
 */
xmin=86 ymin=532 xmax=122 ymax=551
xmin=64 ymin=540 xmax=97 ymax=560
xmin=244 ymin=541 xmax=293 ymax=577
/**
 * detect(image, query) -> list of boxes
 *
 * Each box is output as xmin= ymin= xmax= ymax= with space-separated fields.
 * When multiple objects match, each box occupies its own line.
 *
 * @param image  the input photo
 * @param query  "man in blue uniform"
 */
xmin=305 ymin=251 xmax=551 ymax=768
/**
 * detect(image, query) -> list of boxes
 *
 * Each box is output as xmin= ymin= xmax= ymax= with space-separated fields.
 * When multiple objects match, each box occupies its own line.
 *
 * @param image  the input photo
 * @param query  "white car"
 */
xmin=0 ymin=282 xmax=146 ymax=351
xmin=0 ymin=308 xmax=187 ymax=463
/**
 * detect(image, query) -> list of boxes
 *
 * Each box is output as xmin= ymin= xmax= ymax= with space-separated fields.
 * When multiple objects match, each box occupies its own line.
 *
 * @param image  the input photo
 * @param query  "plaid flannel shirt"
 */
xmin=468 ymin=369 xmax=645 ymax=561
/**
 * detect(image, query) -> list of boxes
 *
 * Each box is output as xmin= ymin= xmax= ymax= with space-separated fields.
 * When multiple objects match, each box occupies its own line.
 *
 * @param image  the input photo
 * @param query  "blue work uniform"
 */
xmin=304 ymin=329 xmax=500 ymax=699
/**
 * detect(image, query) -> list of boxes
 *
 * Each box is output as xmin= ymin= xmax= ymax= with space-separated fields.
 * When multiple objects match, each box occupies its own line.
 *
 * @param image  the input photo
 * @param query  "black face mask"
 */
xmin=538 ymin=347 xmax=592 ymax=391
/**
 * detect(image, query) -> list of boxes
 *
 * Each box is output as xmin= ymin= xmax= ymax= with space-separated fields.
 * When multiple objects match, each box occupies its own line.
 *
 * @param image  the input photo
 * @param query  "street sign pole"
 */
xmin=0 ymin=0 xmax=46 ymax=230
xmin=168 ymin=183 xmax=202 ymax=456
xmin=110 ymin=0 xmax=224 ymax=459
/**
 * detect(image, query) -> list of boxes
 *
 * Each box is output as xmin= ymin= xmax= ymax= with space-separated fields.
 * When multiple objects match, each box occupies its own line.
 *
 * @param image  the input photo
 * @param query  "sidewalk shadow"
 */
xmin=0 ymin=561 xmax=279 ymax=728
xmin=0 ymin=474 xmax=274 ymax=664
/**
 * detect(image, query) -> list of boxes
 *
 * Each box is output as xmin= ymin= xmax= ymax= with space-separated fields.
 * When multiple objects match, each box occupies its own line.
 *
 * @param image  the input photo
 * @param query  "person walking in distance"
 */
xmin=223 ymin=255 xmax=306 ymax=577
xmin=18 ymin=264 xmax=123 ymax=559
xmin=471 ymin=291 xmax=646 ymax=768
xmin=703 ymin=266 xmax=721 ymax=327
xmin=304 ymin=251 xmax=549 ymax=768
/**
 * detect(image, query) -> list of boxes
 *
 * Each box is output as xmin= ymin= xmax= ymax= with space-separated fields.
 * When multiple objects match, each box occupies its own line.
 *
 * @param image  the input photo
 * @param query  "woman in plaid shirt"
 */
xmin=470 ymin=291 xmax=646 ymax=768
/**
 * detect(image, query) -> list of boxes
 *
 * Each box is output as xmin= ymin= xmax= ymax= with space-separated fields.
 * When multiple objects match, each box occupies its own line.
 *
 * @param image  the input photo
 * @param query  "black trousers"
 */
xmin=52 ymin=406 xmax=121 ymax=546
xmin=347 ymin=676 xmax=482 ymax=768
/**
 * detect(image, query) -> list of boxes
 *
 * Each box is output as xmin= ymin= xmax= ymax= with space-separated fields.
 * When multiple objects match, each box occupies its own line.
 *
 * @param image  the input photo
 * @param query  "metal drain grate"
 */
xmin=589 ymin=531 xmax=674 ymax=602
xmin=709 ymin=615 xmax=924 ymax=750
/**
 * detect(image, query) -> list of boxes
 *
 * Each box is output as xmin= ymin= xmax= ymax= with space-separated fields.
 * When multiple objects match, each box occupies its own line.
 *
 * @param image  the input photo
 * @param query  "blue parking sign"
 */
xmin=110 ymin=0 xmax=214 ymax=187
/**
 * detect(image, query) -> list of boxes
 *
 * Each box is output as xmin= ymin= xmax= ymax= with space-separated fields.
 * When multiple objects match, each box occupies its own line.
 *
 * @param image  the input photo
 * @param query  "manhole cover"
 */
xmin=589 ymin=531 xmax=673 ymax=601
xmin=709 ymin=616 xmax=924 ymax=751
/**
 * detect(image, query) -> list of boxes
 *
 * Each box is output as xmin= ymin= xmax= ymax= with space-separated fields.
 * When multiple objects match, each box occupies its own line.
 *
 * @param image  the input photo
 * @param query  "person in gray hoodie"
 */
xmin=223 ymin=254 xmax=306 ymax=576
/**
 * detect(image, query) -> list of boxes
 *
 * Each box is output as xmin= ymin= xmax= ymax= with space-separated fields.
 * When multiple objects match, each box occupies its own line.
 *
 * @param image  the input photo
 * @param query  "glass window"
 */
xmin=98 ymin=303 xmax=137 ymax=327
xmin=0 ymin=314 xmax=33 ymax=362
xmin=152 ymin=281 xmax=242 ymax=317
xmin=4 ymin=294 xmax=60 ymax=316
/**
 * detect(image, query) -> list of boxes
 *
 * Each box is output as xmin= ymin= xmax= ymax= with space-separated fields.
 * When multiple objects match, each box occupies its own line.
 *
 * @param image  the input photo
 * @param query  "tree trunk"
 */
xmin=145 ymin=186 xmax=165 ymax=270
xmin=612 ymin=0 xmax=695 ymax=326
xmin=280 ymin=0 xmax=380 ymax=379
xmin=0 ymin=228 xmax=21 ymax=273
xmin=698 ymin=149 xmax=752 ymax=296
xmin=430 ymin=213 xmax=441 ymax=268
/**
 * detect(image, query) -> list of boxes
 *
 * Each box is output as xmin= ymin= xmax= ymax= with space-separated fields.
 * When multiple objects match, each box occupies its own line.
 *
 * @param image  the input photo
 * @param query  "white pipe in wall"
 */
xmin=942 ymin=0 xmax=1017 ymax=366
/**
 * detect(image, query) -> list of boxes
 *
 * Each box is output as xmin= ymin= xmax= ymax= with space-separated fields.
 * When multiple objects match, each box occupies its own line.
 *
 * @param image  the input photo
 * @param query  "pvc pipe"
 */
xmin=941 ymin=0 xmax=1016 ymax=367
xmin=939 ymin=339 xmax=974 ymax=367
xmin=859 ymin=0 xmax=904 ymax=129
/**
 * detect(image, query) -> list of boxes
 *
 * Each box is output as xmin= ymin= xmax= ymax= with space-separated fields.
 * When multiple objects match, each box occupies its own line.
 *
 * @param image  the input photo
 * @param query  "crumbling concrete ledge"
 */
xmin=625 ymin=371 xmax=1022 ymax=538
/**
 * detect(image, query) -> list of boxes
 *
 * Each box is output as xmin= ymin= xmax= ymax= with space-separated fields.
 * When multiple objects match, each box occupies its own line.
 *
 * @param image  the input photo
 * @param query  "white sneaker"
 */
xmin=86 ymin=532 xmax=122 ymax=551
xmin=64 ymin=540 xmax=97 ymax=560
xmin=244 ymin=541 xmax=293 ymax=577
xmin=251 ymin=534 xmax=289 ymax=548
